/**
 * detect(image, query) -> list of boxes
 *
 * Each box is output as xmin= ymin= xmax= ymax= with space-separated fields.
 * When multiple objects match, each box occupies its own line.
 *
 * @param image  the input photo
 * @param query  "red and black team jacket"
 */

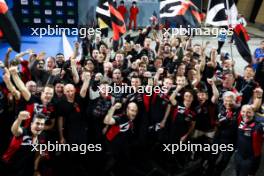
xmin=2 ymin=97 xmax=55 ymax=162
xmin=169 ymin=103 xmax=196 ymax=138
xmin=106 ymin=114 xmax=133 ymax=142
xmin=143 ymin=91 xmax=170 ymax=129
xmin=2 ymin=128 xmax=38 ymax=163
xmin=237 ymin=115 xmax=264 ymax=159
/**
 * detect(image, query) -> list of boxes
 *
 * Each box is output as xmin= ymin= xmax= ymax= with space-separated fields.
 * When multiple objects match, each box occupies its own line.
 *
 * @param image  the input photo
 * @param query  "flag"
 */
xmin=107 ymin=0 xmax=126 ymax=41
xmin=96 ymin=0 xmax=111 ymax=28
xmin=206 ymin=0 xmax=238 ymax=27
xmin=0 ymin=0 xmax=21 ymax=52
xmin=62 ymin=31 xmax=73 ymax=60
xmin=96 ymin=0 xmax=126 ymax=51
xmin=159 ymin=0 xmax=204 ymax=28
xmin=206 ymin=0 xmax=227 ymax=26
xmin=226 ymin=0 xmax=238 ymax=28
xmin=233 ymin=24 xmax=252 ymax=64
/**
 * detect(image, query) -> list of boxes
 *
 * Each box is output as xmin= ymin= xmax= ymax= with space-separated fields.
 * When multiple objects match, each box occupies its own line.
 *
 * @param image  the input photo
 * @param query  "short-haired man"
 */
xmin=1 ymin=112 xmax=47 ymax=176
xmin=104 ymin=102 xmax=138 ymax=175
xmin=235 ymin=105 xmax=264 ymax=176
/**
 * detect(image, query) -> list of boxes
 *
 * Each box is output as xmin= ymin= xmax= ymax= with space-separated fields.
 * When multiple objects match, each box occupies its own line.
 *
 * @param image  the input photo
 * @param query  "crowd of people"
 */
xmin=0 ymin=24 xmax=264 ymax=176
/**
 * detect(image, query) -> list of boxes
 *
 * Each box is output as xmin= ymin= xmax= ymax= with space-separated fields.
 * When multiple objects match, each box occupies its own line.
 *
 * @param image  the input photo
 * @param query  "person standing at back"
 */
xmin=117 ymin=1 xmax=127 ymax=21
xmin=129 ymin=1 xmax=139 ymax=30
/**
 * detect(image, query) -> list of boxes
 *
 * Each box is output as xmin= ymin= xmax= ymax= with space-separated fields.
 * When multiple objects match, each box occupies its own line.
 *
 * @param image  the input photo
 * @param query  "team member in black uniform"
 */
xmin=193 ymin=78 xmax=219 ymax=140
xmin=159 ymin=87 xmax=197 ymax=172
xmin=205 ymin=91 xmax=240 ymax=176
xmin=79 ymin=72 xmax=113 ymax=176
xmin=125 ymin=76 xmax=146 ymax=144
xmin=1 ymin=112 xmax=46 ymax=176
xmin=235 ymin=65 xmax=258 ymax=105
xmin=192 ymin=78 xmax=219 ymax=164
xmin=146 ymin=76 xmax=174 ymax=145
xmin=57 ymin=84 xmax=88 ymax=175
xmin=163 ymin=88 xmax=197 ymax=143
xmin=79 ymin=71 xmax=110 ymax=144
xmin=104 ymin=102 xmax=138 ymax=176
xmin=235 ymin=104 xmax=264 ymax=176
xmin=8 ymin=65 xmax=55 ymax=129
xmin=58 ymin=83 xmax=87 ymax=144
xmin=4 ymin=66 xmax=56 ymax=174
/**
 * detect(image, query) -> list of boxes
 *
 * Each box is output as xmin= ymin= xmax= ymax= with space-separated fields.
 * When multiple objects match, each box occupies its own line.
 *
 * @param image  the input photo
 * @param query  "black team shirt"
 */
xmin=2 ymin=128 xmax=41 ymax=176
xmin=106 ymin=114 xmax=134 ymax=142
xmin=57 ymin=95 xmax=87 ymax=144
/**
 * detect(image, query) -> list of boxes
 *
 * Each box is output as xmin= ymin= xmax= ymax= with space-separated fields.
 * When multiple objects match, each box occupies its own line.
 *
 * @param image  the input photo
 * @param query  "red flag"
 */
xmin=234 ymin=23 xmax=250 ymax=41
xmin=108 ymin=0 xmax=126 ymax=41
xmin=0 ymin=0 xmax=21 ymax=52
xmin=233 ymin=24 xmax=252 ymax=64
xmin=160 ymin=0 xmax=205 ymax=28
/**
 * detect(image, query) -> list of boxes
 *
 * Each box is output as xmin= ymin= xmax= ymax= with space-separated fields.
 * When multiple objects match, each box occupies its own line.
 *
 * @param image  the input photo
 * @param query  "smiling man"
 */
xmin=235 ymin=105 xmax=264 ymax=176
xmin=1 ymin=112 xmax=47 ymax=176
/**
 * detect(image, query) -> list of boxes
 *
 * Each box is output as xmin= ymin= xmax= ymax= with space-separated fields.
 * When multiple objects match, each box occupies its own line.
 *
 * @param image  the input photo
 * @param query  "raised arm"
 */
xmin=208 ymin=77 xmax=219 ymax=104
xmin=104 ymin=103 xmax=122 ymax=125
xmin=199 ymin=42 xmax=209 ymax=72
xmin=15 ymin=49 xmax=33 ymax=63
xmin=210 ymin=48 xmax=217 ymax=68
xmin=4 ymin=48 xmax=12 ymax=68
xmin=3 ymin=68 xmax=21 ymax=100
xmin=71 ymin=42 xmax=79 ymax=60
xmin=251 ymin=88 xmax=263 ymax=111
xmin=169 ymin=85 xmax=183 ymax=106
xmin=9 ymin=66 xmax=31 ymax=101
xmin=193 ymin=65 xmax=202 ymax=87
xmin=154 ymin=68 xmax=164 ymax=86
xmin=70 ymin=59 xmax=80 ymax=84
xmin=11 ymin=111 xmax=30 ymax=137
xmin=30 ymin=52 xmax=46 ymax=75
xmin=70 ymin=42 xmax=80 ymax=84
xmin=80 ymin=72 xmax=91 ymax=98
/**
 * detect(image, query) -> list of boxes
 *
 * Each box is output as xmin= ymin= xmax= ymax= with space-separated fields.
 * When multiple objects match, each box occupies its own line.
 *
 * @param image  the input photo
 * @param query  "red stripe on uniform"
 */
xmin=106 ymin=125 xmax=121 ymax=141
xmin=2 ymin=136 xmax=23 ymax=163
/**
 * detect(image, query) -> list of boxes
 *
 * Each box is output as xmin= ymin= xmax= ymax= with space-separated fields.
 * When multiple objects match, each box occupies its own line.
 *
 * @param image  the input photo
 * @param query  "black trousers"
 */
xmin=205 ymin=150 xmax=234 ymax=176
xmin=217 ymin=41 xmax=225 ymax=54
xmin=235 ymin=152 xmax=261 ymax=176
